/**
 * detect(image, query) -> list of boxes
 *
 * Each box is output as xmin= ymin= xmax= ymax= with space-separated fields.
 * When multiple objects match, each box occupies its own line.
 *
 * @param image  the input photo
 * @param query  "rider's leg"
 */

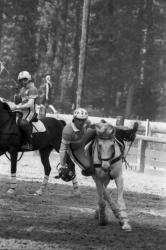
xmin=66 ymin=153 xmax=81 ymax=196
xmin=19 ymin=119 xmax=33 ymax=149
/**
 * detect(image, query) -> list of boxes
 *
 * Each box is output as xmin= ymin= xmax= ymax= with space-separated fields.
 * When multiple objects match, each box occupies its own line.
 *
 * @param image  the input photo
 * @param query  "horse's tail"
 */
xmin=59 ymin=119 xmax=66 ymax=128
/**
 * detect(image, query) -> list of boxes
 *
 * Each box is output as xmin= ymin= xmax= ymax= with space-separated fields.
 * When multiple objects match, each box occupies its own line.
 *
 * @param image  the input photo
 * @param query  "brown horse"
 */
xmin=0 ymin=100 xmax=75 ymax=195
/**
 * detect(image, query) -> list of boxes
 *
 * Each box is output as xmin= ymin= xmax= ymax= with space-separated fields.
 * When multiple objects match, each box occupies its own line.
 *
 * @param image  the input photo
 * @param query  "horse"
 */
xmin=70 ymin=121 xmax=133 ymax=231
xmin=0 ymin=99 xmax=77 ymax=195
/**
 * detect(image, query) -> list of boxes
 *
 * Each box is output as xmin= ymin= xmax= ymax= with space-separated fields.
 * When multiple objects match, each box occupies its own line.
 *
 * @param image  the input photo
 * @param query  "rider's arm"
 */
xmin=59 ymin=139 xmax=70 ymax=167
xmin=16 ymin=86 xmax=38 ymax=110
xmin=59 ymin=127 xmax=72 ymax=167
xmin=16 ymin=98 xmax=34 ymax=109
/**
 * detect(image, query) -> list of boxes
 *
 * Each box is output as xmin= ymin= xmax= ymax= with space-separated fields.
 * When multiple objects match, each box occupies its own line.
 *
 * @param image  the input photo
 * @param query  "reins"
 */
xmin=5 ymin=152 xmax=24 ymax=162
xmin=115 ymin=137 xmax=132 ymax=169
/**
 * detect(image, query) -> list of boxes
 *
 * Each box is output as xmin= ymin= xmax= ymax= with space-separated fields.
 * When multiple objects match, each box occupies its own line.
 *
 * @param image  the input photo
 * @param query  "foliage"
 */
xmin=0 ymin=0 xmax=166 ymax=120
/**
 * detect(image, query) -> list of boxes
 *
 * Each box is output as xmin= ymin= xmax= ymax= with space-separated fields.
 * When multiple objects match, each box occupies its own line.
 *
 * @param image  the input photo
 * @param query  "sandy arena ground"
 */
xmin=0 ymin=152 xmax=166 ymax=250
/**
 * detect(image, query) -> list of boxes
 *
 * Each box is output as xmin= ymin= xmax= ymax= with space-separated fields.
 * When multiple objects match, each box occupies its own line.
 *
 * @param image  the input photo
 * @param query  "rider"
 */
xmin=59 ymin=108 xmax=138 ymax=178
xmin=13 ymin=70 xmax=38 ymax=150
xmin=59 ymin=108 xmax=95 ymax=177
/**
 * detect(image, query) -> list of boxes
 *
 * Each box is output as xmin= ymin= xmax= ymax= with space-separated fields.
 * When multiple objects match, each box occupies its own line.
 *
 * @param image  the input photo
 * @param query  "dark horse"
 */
xmin=0 ymin=100 xmax=74 ymax=195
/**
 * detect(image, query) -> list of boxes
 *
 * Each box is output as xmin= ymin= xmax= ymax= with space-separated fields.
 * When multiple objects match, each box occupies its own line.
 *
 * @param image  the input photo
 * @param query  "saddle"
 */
xmin=70 ymin=129 xmax=96 ymax=176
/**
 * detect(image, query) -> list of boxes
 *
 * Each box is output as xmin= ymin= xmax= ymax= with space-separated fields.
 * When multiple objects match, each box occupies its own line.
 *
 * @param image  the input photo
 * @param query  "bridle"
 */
xmin=96 ymin=135 xmax=116 ymax=163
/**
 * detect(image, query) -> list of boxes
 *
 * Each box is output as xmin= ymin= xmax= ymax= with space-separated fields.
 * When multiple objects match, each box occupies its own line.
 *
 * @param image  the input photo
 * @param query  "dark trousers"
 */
xmin=18 ymin=119 xmax=32 ymax=143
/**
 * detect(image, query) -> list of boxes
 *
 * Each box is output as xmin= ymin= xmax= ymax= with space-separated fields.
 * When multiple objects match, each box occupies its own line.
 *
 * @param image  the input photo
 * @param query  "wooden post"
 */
xmin=137 ymin=139 xmax=147 ymax=172
xmin=116 ymin=116 xmax=124 ymax=126
xmin=76 ymin=0 xmax=91 ymax=108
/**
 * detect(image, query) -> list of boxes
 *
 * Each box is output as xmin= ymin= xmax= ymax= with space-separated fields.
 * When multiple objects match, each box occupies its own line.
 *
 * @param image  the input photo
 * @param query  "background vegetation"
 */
xmin=0 ymin=0 xmax=166 ymax=121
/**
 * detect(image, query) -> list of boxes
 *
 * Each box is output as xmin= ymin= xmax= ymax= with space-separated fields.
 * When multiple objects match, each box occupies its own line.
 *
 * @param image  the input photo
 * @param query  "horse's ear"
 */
xmin=95 ymin=123 xmax=104 ymax=134
xmin=106 ymin=124 xmax=115 ymax=135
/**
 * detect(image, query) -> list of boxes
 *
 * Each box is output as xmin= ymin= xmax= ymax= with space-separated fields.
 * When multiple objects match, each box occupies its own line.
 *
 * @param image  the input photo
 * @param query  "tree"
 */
xmin=76 ymin=0 xmax=91 ymax=108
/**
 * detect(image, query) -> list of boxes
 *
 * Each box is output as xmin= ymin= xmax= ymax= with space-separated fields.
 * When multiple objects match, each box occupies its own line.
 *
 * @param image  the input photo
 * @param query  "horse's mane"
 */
xmin=0 ymin=100 xmax=12 ymax=116
xmin=59 ymin=119 xmax=66 ymax=128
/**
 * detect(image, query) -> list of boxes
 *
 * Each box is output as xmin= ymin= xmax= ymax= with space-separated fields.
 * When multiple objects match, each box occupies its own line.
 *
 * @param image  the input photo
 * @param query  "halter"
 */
xmin=93 ymin=132 xmax=123 ymax=173
xmin=96 ymin=135 xmax=116 ymax=162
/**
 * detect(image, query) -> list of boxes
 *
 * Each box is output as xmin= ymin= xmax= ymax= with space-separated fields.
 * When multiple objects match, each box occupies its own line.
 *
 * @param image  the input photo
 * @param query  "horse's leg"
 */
xmin=35 ymin=146 xmax=52 ymax=195
xmin=93 ymin=177 xmax=107 ymax=226
xmin=7 ymin=147 xmax=18 ymax=194
xmin=102 ymin=185 xmax=121 ymax=221
xmin=115 ymin=174 xmax=132 ymax=231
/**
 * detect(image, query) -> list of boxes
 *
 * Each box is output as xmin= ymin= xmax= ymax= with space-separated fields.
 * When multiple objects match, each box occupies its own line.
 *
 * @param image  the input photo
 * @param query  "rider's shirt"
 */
xmin=19 ymin=82 xmax=38 ymax=121
xmin=62 ymin=122 xmax=85 ymax=144
xmin=60 ymin=121 xmax=86 ymax=166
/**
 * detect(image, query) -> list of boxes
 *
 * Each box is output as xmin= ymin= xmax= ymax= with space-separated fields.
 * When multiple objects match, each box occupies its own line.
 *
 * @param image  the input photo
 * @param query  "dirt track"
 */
xmin=0 ymin=152 xmax=166 ymax=250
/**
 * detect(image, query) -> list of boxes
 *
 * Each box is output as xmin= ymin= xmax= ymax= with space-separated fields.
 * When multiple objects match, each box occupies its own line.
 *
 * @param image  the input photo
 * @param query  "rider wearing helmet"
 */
xmin=59 ymin=108 xmax=96 ymax=179
xmin=12 ymin=71 xmax=38 ymax=150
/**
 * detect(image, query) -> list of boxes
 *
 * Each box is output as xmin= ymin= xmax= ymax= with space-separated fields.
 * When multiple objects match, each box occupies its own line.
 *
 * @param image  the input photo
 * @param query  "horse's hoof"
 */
xmin=98 ymin=218 xmax=107 ymax=226
xmin=69 ymin=189 xmax=81 ymax=198
xmin=94 ymin=209 xmax=99 ymax=220
xmin=34 ymin=189 xmax=43 ymax=196
xmin=121 ymin=222 xmax=132 ymax=232
xmin=98 ymin=214 xmax=108 ymax=226
xmin=7 ymin=188 xmax=15 ymax=195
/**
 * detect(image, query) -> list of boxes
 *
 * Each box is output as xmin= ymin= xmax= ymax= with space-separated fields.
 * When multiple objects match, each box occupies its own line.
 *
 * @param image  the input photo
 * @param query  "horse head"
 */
xmin=95 ymin=121 xmax=116 ymax=171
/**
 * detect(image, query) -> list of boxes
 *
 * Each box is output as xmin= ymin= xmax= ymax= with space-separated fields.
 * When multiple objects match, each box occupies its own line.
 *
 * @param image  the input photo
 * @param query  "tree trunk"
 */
xmin=76 ymin=0 xmax=91 ymax=108
xmin=0 ymin=0 xmax=4 ymax=47
xmin=125 ymin=84 xmax=134 ymax=118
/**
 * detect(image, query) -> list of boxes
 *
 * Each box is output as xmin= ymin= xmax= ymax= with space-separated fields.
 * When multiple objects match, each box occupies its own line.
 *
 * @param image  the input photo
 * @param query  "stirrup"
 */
xmin=21 ymin=142 xmax=33 ymax=151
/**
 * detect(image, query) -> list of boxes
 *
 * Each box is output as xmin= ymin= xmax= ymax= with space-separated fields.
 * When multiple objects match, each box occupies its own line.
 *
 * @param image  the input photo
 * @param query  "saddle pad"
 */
xmin=32 ymin=120 xmax=46 ymax=133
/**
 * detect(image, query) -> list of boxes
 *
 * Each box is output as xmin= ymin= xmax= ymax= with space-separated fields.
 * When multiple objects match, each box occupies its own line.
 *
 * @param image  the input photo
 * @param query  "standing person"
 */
xmin=38 ymin=75 xmax=52 ymax=117
xmin=45 ymin=74 xmax=52 ymax=107
xmin=12 ymin=70 xmax=38 ymax=150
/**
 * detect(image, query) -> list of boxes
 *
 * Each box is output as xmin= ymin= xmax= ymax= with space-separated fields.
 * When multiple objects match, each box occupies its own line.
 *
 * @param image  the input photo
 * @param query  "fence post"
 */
xmin=137 ymin=139 xmax=147 ymax=172
xmin=116 ymin=116 xmax=124 ymax=126
xmin=39 ymin=104 xmax=46 ymax=119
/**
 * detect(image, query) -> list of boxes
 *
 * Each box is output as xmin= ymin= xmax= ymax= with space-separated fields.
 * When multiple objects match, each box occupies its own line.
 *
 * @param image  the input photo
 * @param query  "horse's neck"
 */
xmin=114 ymin=142 xmax=121 ymax=158
xmin=0 ymin=112 xmax=19 ymax=146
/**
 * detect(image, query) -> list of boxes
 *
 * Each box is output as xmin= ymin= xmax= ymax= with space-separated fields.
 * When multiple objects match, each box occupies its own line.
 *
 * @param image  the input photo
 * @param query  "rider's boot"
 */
xmin=20 ymin=120 xmax=33 ymax=150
